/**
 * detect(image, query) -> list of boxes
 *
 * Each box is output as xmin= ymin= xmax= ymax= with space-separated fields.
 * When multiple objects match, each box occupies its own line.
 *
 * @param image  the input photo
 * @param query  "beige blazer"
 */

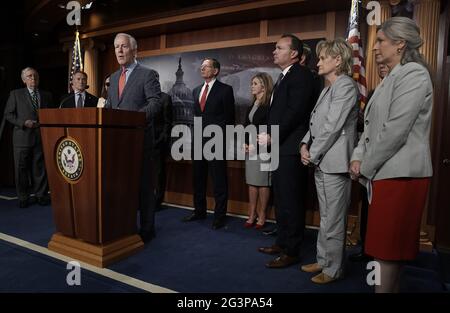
xmin=351 ymin=62 xmax=433 ymax=181
xmin=302 ymin=74 xmax=359 ymax=174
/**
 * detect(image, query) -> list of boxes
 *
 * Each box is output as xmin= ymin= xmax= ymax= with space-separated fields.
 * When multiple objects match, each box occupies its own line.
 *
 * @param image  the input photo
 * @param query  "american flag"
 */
xmin=347 ymin=0 xmax=367 ymax=110
xmin=68 ymin=30 xmax=83 ymax=93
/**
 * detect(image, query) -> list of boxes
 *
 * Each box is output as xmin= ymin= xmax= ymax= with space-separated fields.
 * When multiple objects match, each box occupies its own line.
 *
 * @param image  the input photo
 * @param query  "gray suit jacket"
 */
xmin=351 ymin=62 xmax=433 ymax=180
xmin=4 ymin=88 xmax=53 ymax=147
xmin=106 ymin=63 xmax=161 ymax=124
xmin=302 ymin=74 xmax=359 ymax=174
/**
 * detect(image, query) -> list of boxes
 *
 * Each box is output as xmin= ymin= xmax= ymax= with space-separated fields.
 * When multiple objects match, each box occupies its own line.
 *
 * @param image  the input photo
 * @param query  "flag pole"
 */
xmin=75 ymin=30 xmax=83 ymax=71
xmin=68 ymin=28 xmax=84 ymax=93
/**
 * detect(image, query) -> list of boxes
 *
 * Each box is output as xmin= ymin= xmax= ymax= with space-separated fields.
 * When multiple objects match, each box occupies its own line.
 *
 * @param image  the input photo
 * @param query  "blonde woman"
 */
xmin=300 ymin=38 xmax=358 ymax=284
xmin=243 ymin=73 xmax=273 ymax=229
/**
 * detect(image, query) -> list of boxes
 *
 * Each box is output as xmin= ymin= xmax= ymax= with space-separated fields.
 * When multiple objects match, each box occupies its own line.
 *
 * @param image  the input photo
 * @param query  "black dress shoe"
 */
xmin=265 ymin=254 xmax=300 ymax=268
xmin=262 ymin=227 xmax=278 ymax=236
xmin=28 ymin=196 xmax=37 ymax=205
xmin=182 ymin=212 xmax=207 ymax=222
xmin=19 ymin=199 xmax=29 ymax=208
xmin=349 ymin=251 xmax=372 ymax=262
xmin=212 ymin=218 xmax=226 ymax=230
xmin=37 ymin=196 xmax=50 ymax=206
xmin=139 ymin=230 xmax=155 ymax=243
xmin=258 ymin=245 xmax=283 ymax=255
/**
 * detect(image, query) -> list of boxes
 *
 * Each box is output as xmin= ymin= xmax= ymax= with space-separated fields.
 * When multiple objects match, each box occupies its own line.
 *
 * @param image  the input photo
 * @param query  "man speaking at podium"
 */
xmin=105 ymin=32 xmax=162 ymax=243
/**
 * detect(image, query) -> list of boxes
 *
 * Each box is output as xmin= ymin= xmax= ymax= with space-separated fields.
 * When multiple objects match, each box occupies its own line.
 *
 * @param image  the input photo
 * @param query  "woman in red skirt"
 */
xmin=349 ymin=17 xmax=433 ymax=293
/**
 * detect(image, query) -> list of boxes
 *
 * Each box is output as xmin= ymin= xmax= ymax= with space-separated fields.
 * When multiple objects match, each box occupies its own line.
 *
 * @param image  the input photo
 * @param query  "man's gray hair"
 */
xmin=21 ymin=67 xmax=37 ymax=80
xmin=114 ymin=33 xmax=138 ymax=50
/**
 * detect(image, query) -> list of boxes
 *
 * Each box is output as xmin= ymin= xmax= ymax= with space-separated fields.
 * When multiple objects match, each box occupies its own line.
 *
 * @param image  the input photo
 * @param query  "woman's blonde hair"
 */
xmin=316 ymin=38 xmax=353 ymax=76
xmin=250 ymin=72 xmax=273 ymax=106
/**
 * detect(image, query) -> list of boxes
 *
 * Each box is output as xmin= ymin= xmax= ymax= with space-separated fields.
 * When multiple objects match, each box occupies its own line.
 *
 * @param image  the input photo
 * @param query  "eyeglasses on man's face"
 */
xmin=25 ymin=75 xmax=38 ymax=80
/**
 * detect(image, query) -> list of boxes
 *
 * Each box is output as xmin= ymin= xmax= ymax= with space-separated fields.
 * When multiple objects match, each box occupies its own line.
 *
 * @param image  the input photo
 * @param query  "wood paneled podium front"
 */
xmin=39 ymin=108 xmax=146 ymax=267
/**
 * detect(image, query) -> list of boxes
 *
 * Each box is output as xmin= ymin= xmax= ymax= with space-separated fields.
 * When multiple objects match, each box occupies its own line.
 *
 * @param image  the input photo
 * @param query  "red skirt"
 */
xmin=364 ymin=178 xmax=430 ymax=261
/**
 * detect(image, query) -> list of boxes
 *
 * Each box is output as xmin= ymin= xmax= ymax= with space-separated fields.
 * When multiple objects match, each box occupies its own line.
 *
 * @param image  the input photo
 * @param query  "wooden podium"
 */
xmin=39 ymin=108 xmax=146 ymax=267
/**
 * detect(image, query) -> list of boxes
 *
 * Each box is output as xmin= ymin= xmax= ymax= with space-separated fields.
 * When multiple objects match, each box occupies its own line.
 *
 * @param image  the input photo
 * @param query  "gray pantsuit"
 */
xmin=302 ymin=74 xmax=359 ymax=278
xmin=315 ymin=169 xmax=351 ymax=278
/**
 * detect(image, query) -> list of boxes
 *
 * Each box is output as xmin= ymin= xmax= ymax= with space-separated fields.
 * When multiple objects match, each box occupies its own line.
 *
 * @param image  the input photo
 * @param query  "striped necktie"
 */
xmin=31 ymin=90 xmax=39 ymax=111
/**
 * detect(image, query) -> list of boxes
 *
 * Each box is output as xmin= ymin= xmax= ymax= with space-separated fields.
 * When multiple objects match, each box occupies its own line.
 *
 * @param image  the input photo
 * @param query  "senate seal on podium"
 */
xmin=56 ymin=138 xmax=84 ymax=182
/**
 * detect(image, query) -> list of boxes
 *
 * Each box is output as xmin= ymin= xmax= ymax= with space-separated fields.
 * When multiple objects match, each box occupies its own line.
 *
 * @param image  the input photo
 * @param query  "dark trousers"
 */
xmin=139 ymin=131 xmax=155 ymax=233
xmin=360 ymin=187 xmax=369 ymax=249
xmin=272 ymin=155 xmax=308 ymax=257
xmin=193 ymin=159 xmax=228 ymax=220
xmin=13 ymin=144 xmax=48 ymax=201
xmin=152 ymin=146 xmax=168 ymax=208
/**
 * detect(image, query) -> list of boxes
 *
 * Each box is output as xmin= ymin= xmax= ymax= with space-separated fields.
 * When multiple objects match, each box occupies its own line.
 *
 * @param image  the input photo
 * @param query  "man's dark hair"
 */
xmin=203 ymin=57 xmax=221 ymax=75
xmin=73 ymin=70 xmax=88 ymax=79
xmin=281 ymin=34 xmax=304 ymax=58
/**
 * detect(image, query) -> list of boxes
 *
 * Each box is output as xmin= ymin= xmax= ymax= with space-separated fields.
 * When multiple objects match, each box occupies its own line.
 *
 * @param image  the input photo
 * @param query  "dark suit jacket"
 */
xmin=193 ymin=79 xmax=235 ymax=129
xmin=245 ymin=103 xmax=269 ymax=128
xmin=268 ymin=63 xmax=315 ymax=156
xmin=59 ymin=91 xmax=98 ymax=108
xmin=153 ymin=92 xmax=173 ymax=148
xmin=4 ymin=88 xmax=53 ymax=147
xmin=357 ymin=89 xmax=375 ymax=133
xmin=244 ymin=103 xmax=269 ymax=145
xmin=106 ymin=63 xmax=161 ymax=125
xmin=310 ymin=68 xmax=324 ymax=106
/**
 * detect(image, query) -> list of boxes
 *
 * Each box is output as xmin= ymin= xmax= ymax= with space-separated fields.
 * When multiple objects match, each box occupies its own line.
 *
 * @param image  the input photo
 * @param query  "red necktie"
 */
xmin=200 ymin=83 xmax=209 ymax=112
xmin=118 ymin=67 xmax=127 ymax=99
